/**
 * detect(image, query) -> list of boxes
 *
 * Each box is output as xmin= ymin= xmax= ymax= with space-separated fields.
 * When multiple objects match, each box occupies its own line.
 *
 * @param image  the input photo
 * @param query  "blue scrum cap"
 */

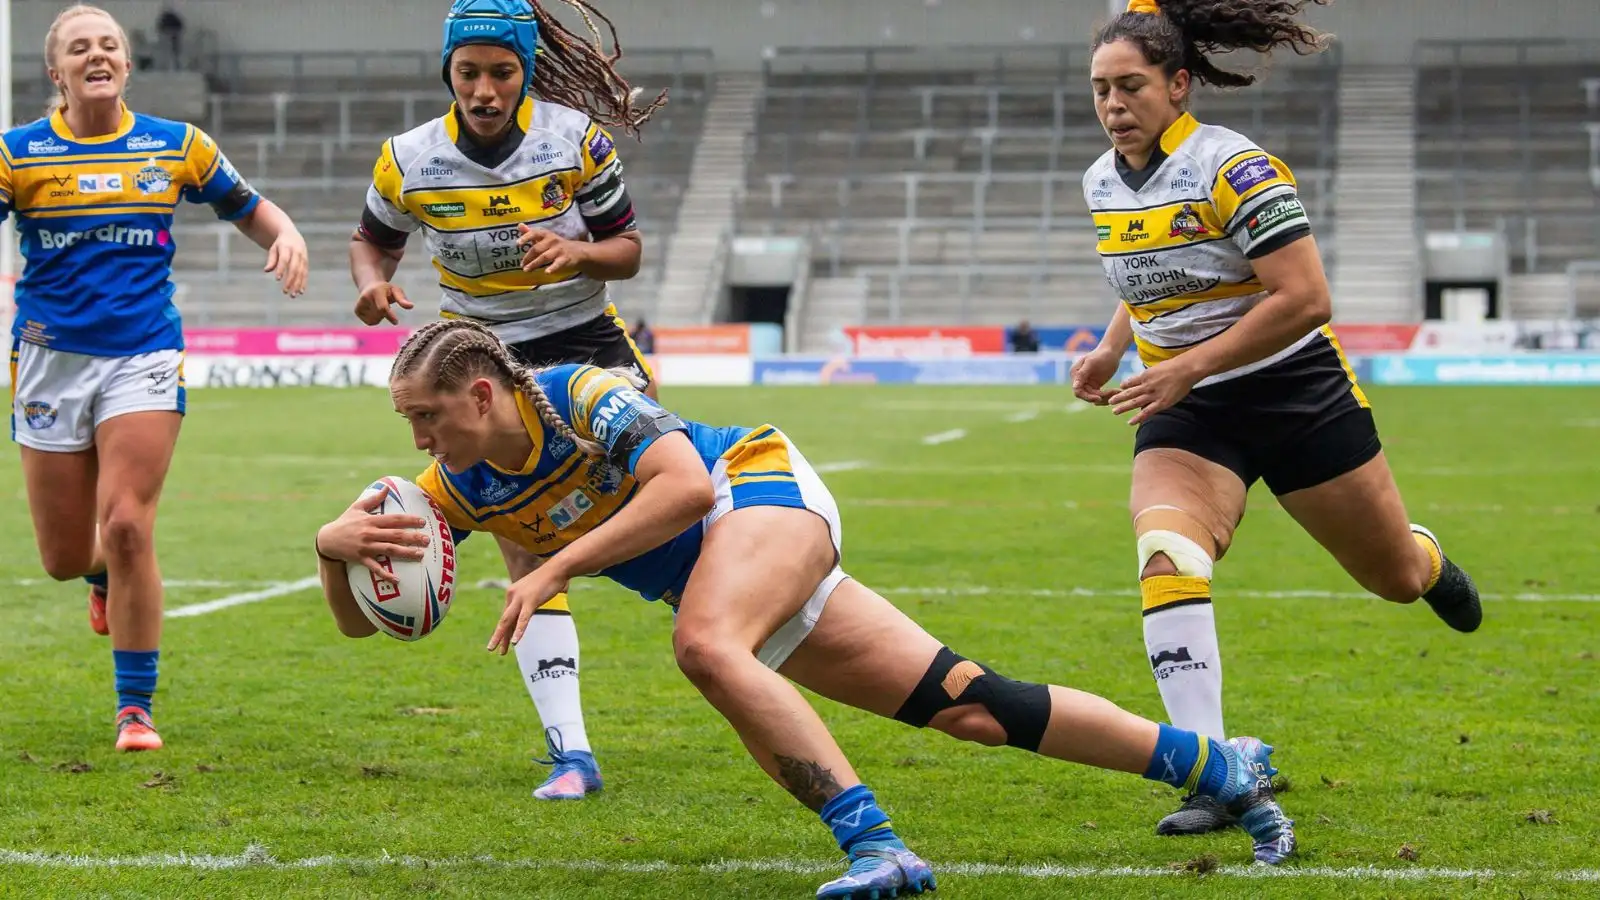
xmin=441 ymin=0 xmax=539 ymax=101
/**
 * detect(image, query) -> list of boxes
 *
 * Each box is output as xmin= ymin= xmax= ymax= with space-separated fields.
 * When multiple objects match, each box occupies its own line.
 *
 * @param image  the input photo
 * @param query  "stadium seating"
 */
xmin=162 ymin=48 xmax=711 ymax=325
xmin=1414 ymin=42 xmax=1600 ymax=280
xmin=739 ymin=45 xmax=1341 ymax=334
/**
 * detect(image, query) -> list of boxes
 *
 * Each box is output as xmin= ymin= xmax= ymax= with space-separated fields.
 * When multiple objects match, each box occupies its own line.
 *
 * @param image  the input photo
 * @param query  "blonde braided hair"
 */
xmin=390 ymin=319 xmax=607 ymax=456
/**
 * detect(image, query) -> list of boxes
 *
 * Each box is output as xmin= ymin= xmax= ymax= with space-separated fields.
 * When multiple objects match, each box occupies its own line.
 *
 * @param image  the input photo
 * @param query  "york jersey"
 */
xmin=415 ymin=364 xmax=758 ymax=605
xmin=1083 ymin=113 xmax=1315 ymax=385
xmin=360 ymin=99 xmax=637 ymax=344
xmin=0 ymin=107 xmax=259 ymax=356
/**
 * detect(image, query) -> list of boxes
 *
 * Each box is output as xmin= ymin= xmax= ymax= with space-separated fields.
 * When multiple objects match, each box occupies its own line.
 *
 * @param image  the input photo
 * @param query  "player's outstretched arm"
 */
xmin=314 ymin=486 xmax=431 ymax=638
xmin=488 ymin=432 xmax=713 ymax=653
xmin=232 ymin=198 xmax=310 ymax=297
xmin=350 ymin=236 xmax=413 ymax=326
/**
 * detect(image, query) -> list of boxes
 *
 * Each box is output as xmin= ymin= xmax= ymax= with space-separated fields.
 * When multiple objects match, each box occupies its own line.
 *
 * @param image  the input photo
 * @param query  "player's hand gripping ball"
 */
xmin=345 ymin=477 xmax=459 ymax=641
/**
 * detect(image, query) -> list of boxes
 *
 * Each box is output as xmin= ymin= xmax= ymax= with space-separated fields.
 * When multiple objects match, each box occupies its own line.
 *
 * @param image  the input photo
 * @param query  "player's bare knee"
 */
xmin=1140 ymin=552 xmax=1178 ymax=580
xmin=893 ymin=647 xmax=1051 ymax=752
xmin=672 ymin=626 xmax=741 ymax=687
xmin=928 ymin=705 xmax=1007 ymax=747
xmin=100 ymin=504 xmax=155 ymax=562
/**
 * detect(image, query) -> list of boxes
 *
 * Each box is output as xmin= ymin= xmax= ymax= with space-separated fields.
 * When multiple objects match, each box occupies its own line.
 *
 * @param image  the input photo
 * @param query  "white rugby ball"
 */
xmin=346 ymin=476 xmax=458 ymax=642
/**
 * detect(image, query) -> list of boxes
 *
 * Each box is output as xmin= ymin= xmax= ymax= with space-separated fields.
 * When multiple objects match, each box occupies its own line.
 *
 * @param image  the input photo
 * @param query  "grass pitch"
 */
xmin=2 ymin=384 xmax=1597 ymax=898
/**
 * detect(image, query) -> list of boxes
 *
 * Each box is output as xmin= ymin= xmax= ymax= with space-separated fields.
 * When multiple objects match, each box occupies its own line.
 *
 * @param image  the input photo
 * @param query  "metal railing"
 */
xmin=762 ymin=42 xmax=1342 ymax=81
xmin=206 ymin=89 xmax=709 ymax=148
xmin=166 ymin=221 xmax=672 ymax=282
xmin=853 ymin=263 xmax=1106 ymax=324
xmin=744 ymin=169 xmax=1335 ymax=236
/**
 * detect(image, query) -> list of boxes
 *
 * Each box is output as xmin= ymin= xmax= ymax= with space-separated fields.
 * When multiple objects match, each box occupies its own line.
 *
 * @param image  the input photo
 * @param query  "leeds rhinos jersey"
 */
xmin=0 ymin=106 xmax=259 ymax=356
xmin=415 ymin=364 xmax=760 ymax=606
xmin=1083 ymin=113 xmax=1316 ymax=386
xmin=359 ymin=98 xmax=637 ymax=345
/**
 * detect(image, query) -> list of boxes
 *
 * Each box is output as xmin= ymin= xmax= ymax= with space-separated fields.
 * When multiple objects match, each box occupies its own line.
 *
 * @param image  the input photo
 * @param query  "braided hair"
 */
xmin=1096 ymin=0 xmax=1333 ymax=89
xmin=529 ymin=0 xmax=667 ymax=137
xmin=391 ymin=320 xmax=605 ymax=456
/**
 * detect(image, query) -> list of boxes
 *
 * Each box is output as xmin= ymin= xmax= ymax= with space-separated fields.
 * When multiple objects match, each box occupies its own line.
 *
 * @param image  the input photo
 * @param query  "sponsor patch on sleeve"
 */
xmin=588 ymin=130 xmax=615 ymax=166
xmin=1224 ymin=154 xmax=1279 ymax=195
xmin=1245 ymin=196 xmax=1307 ymax=240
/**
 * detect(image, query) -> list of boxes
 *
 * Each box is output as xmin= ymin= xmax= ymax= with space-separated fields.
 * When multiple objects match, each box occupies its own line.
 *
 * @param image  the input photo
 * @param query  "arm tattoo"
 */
xmin=772 ymin=754 xmax=845 ymax=812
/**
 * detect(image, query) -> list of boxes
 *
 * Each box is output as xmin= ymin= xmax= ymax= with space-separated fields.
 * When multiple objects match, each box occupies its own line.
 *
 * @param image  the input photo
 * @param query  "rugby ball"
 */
xmin=345 ymin=476 xmax=458 ymax=642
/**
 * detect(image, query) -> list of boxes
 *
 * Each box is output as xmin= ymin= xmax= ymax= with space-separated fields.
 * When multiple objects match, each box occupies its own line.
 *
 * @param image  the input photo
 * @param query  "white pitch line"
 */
xmin=1004 ymin=409 xmax=1040 ymax=423
xmin=0 ymin=847 xmax=1594 ymax=882
xmin=921 ymin=429 xmax=967 ymax=445
xmin=814 ymin=460 xmax=870 ymax=474
xmin=5 ymin=578 xmax=266 ymax=589
xmin=164 ymin=577 xmax=322 ymax=619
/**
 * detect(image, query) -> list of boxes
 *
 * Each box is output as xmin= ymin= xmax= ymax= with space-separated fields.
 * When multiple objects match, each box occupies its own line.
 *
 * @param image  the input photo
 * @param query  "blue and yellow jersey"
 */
xmin=0 ymin=105 xmax=261 ymax=356
xmin=415 ymin=364 xmax=773 ymax=605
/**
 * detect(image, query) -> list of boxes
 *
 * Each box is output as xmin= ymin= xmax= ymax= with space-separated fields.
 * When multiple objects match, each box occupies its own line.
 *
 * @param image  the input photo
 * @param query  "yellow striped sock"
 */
xmin=1413 ymin=534 xmax=1443 ymax=594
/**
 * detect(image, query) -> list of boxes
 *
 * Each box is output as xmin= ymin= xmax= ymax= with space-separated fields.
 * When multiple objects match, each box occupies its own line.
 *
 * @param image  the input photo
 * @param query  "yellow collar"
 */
xmin=444 ymin=96 xmax=534 ymax=144
xmin=50 ymin=103 xmax=135 ymax=144
xmin=1158 ymin=112 xmax=1202 ymax=156
xmin=487 ymin=390 xmax=547 ymax=475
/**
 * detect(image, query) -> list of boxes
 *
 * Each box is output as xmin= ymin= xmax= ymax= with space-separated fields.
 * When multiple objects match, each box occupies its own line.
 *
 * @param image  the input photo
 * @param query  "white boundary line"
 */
xmin=12 ymin=578 xmax=1595 ymax=623
xmin=921 ymin=429 xmax=967 ymax=445
xmin=0 ymin=847 xmax=1594 ymax=882
xmin=5 ymin=579 xmax=265 ymax=589
xmin=164 ymin=577 xmax=322 ymax=619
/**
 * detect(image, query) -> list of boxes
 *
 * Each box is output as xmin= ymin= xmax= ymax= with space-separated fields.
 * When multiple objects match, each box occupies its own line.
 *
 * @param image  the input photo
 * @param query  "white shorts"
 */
xmin=9 ymin=341 xmax=186 ymax=452
xmin=704 ymin=426 xmax=850 ymax=671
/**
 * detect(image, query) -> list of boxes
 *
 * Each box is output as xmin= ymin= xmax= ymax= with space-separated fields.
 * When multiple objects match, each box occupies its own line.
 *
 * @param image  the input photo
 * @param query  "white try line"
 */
xmin=813 ymin=460 xmax=870 ymax=474
xmin=164 ymin=577 xmax=323 ymax=619
xmin=921 ymin=429 xmax=968 ymax=445
xmin=0 ymin=847 xmax=1594 ymax=883
xmin=5 ymin=578 xmax=267 ymax=589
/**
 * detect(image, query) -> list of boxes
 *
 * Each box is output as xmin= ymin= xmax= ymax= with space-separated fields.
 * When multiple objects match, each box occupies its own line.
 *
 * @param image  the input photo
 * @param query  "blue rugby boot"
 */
xmin=531 ymin=727 xmax=602 ymax=801
xmin=816 ymin=838 xmax=936 ymax=899
xmin=1214 ymin=736 xmax=1296 ymax=865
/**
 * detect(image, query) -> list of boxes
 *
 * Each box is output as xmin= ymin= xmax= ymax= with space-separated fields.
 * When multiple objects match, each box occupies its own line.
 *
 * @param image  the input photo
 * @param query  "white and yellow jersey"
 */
xmin=359 ymin=98 xmax=636 ymax=344
xmin=1083 ymin=113 xmax=1315 ymax=385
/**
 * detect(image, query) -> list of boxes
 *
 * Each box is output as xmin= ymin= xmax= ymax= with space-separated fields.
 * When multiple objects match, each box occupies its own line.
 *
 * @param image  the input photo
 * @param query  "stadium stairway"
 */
xmin=651 ymin=73 xmax=762 ymax=326
xmin=1330 ymin=67 xmax=1421 ymax=321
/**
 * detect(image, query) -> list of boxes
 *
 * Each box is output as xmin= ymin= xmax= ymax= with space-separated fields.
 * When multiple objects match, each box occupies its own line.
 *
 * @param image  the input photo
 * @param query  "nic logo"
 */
xmin=77 ymin=173 xmax=123 ymax=193
xmin=547 ymin=489 xmax=594 ymax=530
xmin=37 ymin=225 xmax=164 ymax=250
xmin=23 ymin=401 xmax=58 ymax=430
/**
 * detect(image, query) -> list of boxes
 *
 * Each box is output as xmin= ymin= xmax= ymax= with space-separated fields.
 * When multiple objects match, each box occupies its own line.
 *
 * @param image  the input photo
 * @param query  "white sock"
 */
xmin=514 ymin=612 xmax=592 ymax=754
xmin=1143 ymin=601 xmax=1225 ymax=740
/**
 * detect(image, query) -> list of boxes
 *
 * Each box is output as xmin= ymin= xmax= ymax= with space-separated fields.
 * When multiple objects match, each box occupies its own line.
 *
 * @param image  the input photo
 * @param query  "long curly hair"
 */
xmin=1094 ymin=0 xmax=1334 ymax=89
xmin=528 ymin=0 xmax=668 ymax=137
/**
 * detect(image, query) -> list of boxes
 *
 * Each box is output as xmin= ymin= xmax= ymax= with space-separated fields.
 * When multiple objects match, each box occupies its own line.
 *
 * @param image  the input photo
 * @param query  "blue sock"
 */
xmin=1144 ymin=723 xmax=1232 ymax=797
xmin=85 ymin=571 xmax=108 ymax=591
xmin=819 ymin=784 xmax=897 ymax=852
xmin=113 ymin=649 xmax=159 ymax=715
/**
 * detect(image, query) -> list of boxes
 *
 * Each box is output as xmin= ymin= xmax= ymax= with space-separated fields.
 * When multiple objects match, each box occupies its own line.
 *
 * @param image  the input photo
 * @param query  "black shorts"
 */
xmin=1133 ymin=331 xmax=1380 ymax=495
xmin=504 ymin=305 xmax=654 ymax=387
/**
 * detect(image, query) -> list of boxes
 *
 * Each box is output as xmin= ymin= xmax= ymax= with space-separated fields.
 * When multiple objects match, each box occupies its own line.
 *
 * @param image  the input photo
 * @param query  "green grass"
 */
xmin=2 ymin=385 xmax=1598 ymax=898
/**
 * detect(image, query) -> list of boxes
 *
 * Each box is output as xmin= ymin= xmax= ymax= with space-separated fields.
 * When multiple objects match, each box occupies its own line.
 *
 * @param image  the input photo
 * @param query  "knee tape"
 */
xmin=892 ymin=647 xmax=1052 ymax=752
xmin=1134 ymin=506 xmax=1216 ymax=579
